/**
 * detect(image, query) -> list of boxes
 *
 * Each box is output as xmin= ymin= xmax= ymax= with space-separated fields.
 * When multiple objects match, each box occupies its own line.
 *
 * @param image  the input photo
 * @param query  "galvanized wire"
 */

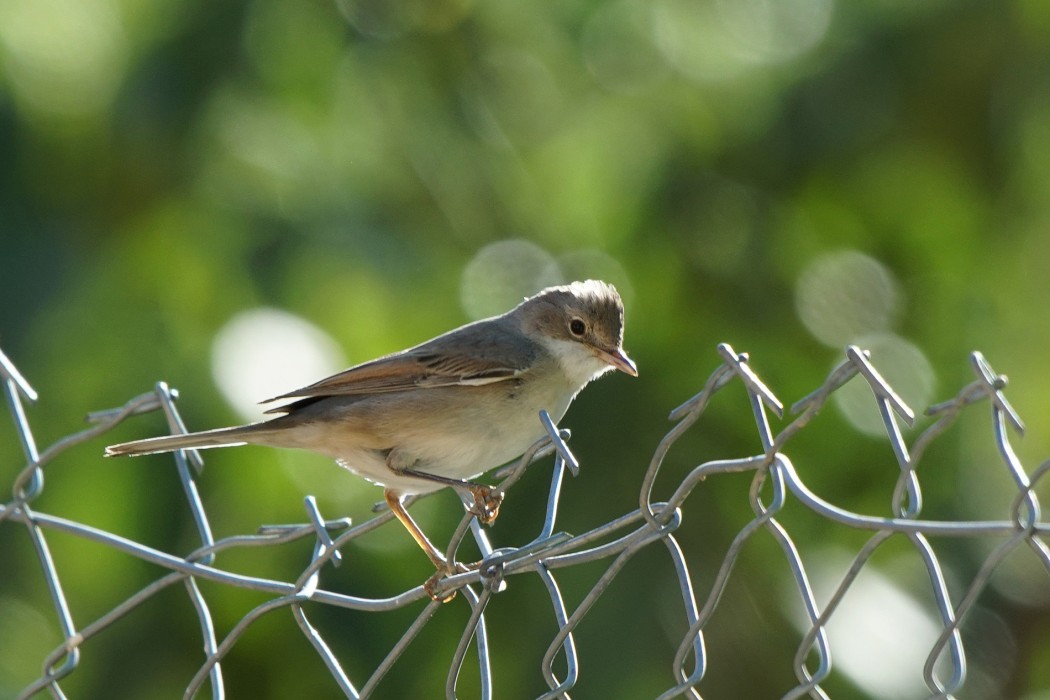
xmin=2 ymin=342 xmax=1048 ymax=699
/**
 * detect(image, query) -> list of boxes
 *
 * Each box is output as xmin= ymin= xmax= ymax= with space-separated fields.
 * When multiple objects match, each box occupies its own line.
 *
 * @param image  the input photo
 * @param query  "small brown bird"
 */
xmin=106 ymin=280 xmax=636 ymax=596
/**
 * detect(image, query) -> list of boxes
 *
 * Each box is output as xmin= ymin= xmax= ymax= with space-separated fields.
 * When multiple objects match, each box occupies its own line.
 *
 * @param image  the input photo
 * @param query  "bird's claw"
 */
xmin=468 ymin=485 xmax=503 ymax=525
xmin=424 ymin=561 xmax=469 ymax=603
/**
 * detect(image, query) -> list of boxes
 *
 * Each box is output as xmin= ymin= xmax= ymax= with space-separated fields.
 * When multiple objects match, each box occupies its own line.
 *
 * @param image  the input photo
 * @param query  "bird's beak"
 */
xmin=598 ymin=347 xmax=638 ymax=377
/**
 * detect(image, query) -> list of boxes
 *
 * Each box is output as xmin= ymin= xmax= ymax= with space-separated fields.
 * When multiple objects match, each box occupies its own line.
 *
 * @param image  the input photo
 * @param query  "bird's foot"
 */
xmin=423 ymin=561 xmax=469 ymax=603
xmin=467 ymin=485 xmax=504 ymax=525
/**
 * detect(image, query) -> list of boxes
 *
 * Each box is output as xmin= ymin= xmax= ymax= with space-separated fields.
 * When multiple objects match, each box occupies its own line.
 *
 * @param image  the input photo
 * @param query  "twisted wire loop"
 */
xmin=3 ymin=342 xmax=1048 ymax=699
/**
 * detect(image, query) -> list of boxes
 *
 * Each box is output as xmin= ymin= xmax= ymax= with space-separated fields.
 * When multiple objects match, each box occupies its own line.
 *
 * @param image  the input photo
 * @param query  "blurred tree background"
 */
xmin=2 ymin=0 xmax=1050 ymax=697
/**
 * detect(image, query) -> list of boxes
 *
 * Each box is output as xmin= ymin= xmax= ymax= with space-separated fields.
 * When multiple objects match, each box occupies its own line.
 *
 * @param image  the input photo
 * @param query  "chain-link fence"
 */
xmin=2 ymin=342 xmax=1048 ymax=699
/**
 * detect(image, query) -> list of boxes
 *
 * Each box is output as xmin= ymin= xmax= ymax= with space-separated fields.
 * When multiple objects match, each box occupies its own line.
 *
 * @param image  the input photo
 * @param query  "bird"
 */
xmin=106 ymin=279 xmax=637 ymax=598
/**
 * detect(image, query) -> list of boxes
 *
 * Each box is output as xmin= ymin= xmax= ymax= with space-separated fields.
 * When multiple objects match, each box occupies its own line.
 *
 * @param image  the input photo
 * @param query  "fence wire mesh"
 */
xmin=2 ymin=342 xmax=1048 ymax=699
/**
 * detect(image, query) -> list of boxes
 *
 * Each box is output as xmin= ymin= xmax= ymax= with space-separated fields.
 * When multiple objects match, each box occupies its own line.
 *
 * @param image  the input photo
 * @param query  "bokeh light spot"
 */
xmin=335 ymin=0 xmax=472 ymax=38
xmin=833 ymin=334 xmax=935 ymax=437
xmin=460 ymin=240 xmax=561 ymax=320
xmin=792 ymin=550 xmax=947 ymax=699
xmin=211 ymin=308 xmax=345 ymax=422
xmin=716 ymin=0 xmax=834 ymax=65
xmin=474 ymin=49 xmax=564 ymax=143
xmin=0 ymin=0 xmax=127 ymax=121
xmin=202 ymin=89 xmax=321 ymax=213
xmin=653 ymin=0 xmax=834 ymax=84
xmin=0 ymin=597 xmax=57 ymax=691
xmin=581 ymin=0 xmax=668 ymax=94
xmin=796 ymin=250 xmax=900 ymax=348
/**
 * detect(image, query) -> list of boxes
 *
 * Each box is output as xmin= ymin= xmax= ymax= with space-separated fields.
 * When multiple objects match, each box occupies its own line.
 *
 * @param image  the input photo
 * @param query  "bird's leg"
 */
xmin=383 ymin=489 xmax=447 ymax=570
xmin=385 ymin=450 xmax=504 ymax=526
xmin=397 ymin=469 xmax=504 ymax=525
xmin=383 ymin=489 xmax=464 ymax=602
xmin=382 ymin=451 xmax=502 ymax=600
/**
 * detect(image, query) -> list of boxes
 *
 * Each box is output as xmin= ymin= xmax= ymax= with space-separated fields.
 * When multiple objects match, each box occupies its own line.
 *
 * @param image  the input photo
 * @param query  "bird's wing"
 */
xmin=261 ymin=322 xmax=535 ymax=410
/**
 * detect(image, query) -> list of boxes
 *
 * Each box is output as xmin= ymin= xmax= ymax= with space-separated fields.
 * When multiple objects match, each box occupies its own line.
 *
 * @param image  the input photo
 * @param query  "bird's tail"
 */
xmin=105 ymin=424 xmax=269 ymax=457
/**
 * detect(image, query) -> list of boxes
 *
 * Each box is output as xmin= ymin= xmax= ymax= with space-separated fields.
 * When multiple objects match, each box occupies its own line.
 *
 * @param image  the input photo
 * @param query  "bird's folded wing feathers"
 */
xmin=261 ymin=325 xmax=536 ymax=409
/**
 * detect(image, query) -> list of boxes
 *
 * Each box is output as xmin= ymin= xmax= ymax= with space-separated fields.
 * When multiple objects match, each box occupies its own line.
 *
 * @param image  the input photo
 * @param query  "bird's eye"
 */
xmin=569 ymin=318 xmax=586 ymax=336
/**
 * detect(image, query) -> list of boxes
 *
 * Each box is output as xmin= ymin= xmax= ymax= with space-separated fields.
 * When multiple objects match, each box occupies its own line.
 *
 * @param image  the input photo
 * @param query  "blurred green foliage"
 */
xmin=3 ymin=0 xmax=1050 ymax=697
